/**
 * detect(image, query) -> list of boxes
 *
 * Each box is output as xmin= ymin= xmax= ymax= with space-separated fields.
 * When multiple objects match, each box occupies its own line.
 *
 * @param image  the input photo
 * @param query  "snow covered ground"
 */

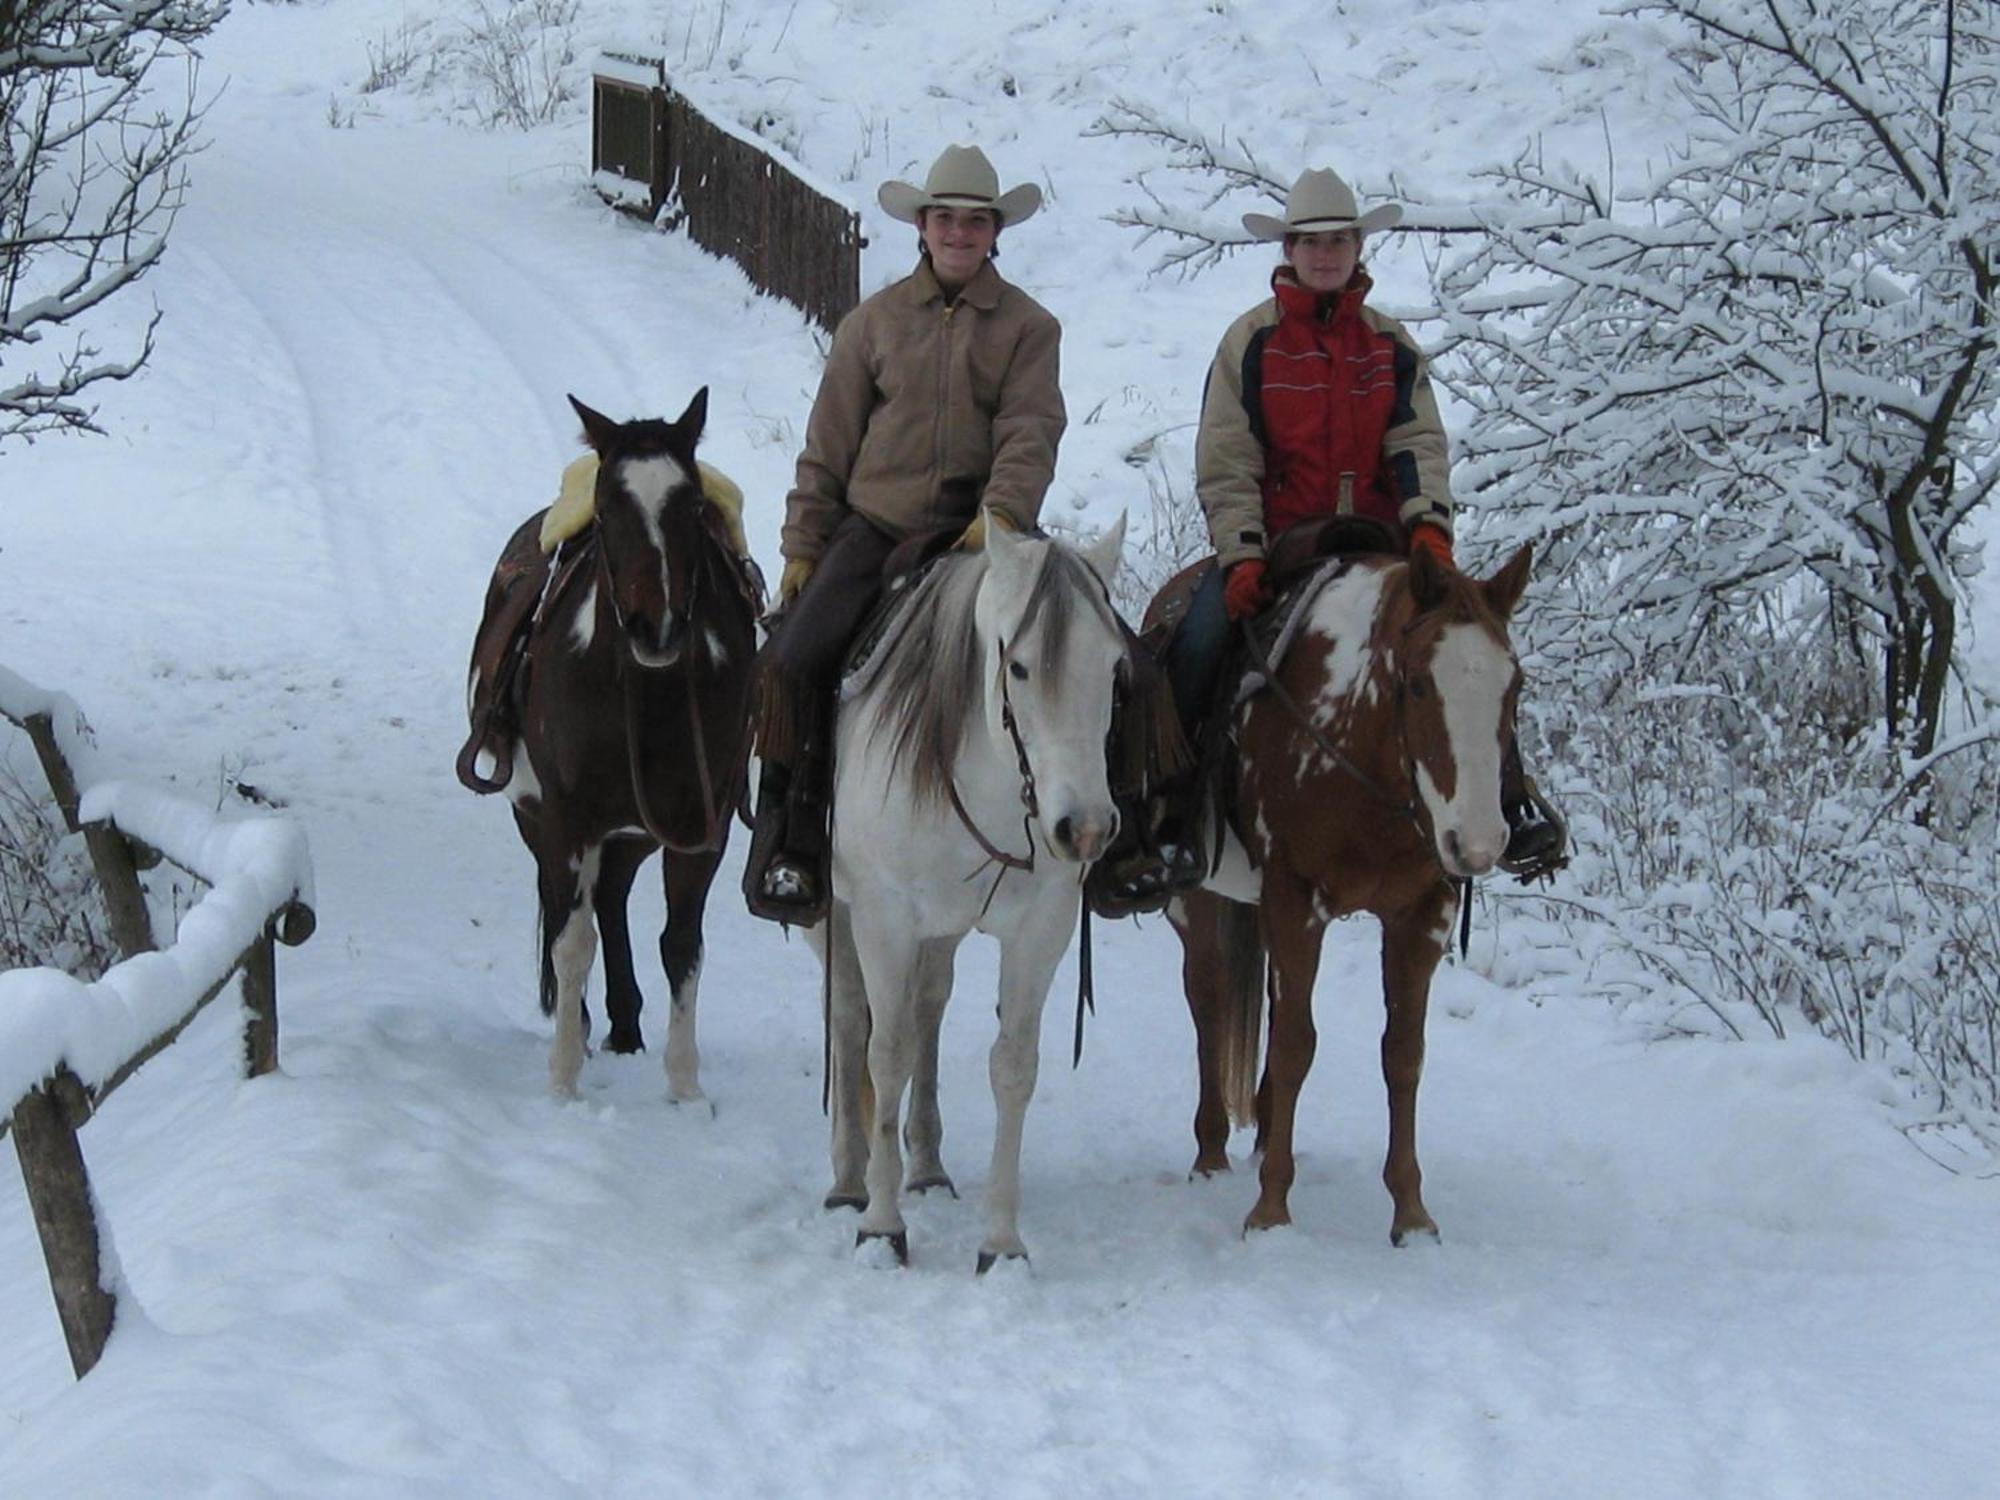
xmin=3 ymin=1 xmax=1997 ymax=1494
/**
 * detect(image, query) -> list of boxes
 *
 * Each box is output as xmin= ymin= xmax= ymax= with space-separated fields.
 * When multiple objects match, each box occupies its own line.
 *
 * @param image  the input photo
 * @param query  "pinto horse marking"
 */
xmin=1169 ymin=545 xmax=1533 ymax=1240
xmin=462 ymin=389 xmax=759 ymax=1100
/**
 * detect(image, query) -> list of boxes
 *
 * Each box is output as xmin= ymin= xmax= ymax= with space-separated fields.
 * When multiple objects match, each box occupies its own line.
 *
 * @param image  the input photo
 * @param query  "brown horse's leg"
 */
xmin=594 ymin=838 xmax=651 ymax=1054
xmin=1246 ymin=871 xmax=1325 ymax=1233
xmin=1171 ymin=893 xmax=1234 ymax=1177
xmin=1378 ymin=892 xmax=1452 ymax=1245
xmin=659 ymin=846 xmax=725 ymax=1104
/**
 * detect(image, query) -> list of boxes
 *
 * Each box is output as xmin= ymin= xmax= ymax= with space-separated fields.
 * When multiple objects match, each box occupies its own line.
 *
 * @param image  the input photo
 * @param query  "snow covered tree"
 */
xmin=1 ymin=0 xmax=227 ymax=446
xmin=1427 ymin=0 xmax=1999 ymax=760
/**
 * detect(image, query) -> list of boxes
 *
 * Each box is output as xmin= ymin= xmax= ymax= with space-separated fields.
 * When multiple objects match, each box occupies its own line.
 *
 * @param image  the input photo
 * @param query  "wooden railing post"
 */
xmin=21 ymin=710 xmax=156 ymax=959
xmin=10 ymin=1069 xmax=116 ymax=1379
xmin=241 ymin=931 xmax=279 ymax=1079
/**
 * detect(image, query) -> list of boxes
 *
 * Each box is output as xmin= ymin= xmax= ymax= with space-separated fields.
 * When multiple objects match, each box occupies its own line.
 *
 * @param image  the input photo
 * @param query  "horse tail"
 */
xmin=1216 ymin=897 xmax=1266 ymax=1131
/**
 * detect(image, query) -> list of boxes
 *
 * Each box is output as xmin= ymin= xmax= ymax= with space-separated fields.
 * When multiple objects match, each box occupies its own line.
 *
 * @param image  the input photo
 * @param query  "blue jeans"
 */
xmin=1163 ymin=562 xmax=1230 ymax=738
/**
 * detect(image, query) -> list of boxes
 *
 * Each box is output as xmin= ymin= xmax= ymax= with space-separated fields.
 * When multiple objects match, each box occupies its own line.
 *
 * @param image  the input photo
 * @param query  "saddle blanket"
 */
xmin=539 ymin=453 xmax=750 ymax=558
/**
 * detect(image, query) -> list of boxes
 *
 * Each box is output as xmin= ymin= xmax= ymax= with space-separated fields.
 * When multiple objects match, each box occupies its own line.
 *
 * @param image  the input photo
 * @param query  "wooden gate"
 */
xmin=590 ymin=51 xmax=863 ymax=333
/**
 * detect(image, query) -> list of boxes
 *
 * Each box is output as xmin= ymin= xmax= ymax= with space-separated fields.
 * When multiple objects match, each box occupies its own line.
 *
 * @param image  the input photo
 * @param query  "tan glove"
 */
xmin=779 ymin=558 xmax=815 ymax=602
xmin=954 ymin=507 xmax=1018 ymax=551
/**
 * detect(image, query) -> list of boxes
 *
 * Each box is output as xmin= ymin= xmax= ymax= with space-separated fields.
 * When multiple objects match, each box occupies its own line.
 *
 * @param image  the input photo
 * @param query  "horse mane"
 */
xmin=861 ymin=541 xmax=1124 ymax=808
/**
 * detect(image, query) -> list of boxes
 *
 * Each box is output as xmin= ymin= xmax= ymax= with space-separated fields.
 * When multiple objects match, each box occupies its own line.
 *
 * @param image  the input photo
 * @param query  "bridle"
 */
xmin=1237 ymin=589 xmax=1499 ymax=954
xmin=598 ymin=471 xmax=740 ymax=854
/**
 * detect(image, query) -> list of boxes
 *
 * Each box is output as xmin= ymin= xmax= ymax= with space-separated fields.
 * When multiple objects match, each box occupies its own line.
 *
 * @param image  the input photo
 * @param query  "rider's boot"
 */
xmin=745 ymin=735 xmax=832 ymax=927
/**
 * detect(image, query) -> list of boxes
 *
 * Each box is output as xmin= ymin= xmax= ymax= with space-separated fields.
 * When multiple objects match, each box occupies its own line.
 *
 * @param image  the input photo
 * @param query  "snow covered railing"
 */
xmin=0 ymin=665 xmax=315 ymax=1380
xmin=589 ymin=50 xmax=864 ymax=333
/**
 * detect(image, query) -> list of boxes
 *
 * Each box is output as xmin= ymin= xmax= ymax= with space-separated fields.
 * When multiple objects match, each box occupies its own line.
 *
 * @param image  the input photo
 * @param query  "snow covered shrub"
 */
xmin=1511 ymin=638 xmax=2000 ymax=1138
xmin=0 ymin=761 xmax=116 ymax=980
xmin=451 ymin=0 xmax=580 ymax=129
xmin=1429 ymin=0 xmax=1999 ymax=760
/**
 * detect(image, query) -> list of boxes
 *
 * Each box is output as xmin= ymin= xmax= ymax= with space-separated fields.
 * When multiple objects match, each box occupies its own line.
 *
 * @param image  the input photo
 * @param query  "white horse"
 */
xmin=814 ymin=518 xmax=1129 ymax=1271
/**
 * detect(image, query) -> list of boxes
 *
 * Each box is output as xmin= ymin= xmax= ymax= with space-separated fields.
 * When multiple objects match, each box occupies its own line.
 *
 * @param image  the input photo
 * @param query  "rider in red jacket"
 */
xmin=1090 ymin=168 xmax=1565 ymax=915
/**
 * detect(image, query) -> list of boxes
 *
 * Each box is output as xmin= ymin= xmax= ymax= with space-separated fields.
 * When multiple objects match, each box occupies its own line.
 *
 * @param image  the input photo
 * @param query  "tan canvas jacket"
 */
xmin=781 ymin=258 xmax=1066 ymax=563
xmin=1195 ymin=293 xmax=1454 ymax=571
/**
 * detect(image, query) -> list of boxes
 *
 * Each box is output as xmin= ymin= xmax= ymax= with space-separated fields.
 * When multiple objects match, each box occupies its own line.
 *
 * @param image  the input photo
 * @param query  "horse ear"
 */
xmin=1079 ymin=513 xmax=1127 ymax=589
xmin=1482 ymin=543 xmax=1533 ymax=620
xmin=568 ymin=395 xmax=620 ymax=455
xmin=673 ymin=386 xmax=709 ymax=449
xmin=1408 ymin=541 xmax=1452 ymax=611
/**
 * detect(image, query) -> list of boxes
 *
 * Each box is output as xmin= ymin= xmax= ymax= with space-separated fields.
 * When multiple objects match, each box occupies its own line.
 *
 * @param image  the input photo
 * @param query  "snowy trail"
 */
xmin=4 ymin=5 xmax=1998 ymax=1496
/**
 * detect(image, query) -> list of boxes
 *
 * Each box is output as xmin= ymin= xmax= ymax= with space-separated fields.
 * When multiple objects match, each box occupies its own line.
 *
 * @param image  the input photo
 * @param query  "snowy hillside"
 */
xmin=3 ymin=1 xmax=1997 ymax=1495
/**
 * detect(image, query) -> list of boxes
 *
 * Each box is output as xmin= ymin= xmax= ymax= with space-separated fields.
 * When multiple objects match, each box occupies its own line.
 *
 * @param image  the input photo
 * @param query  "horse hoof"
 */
xmin=606 ymin=1031 xmax=645 ymax=1056
xmin=824 ymin=1191 xmax=868 ymax=1213
xmin=1242 ymin=1207 xmax=1291 ymax=1236
xmin=906 ymin=1173 xmax=958 ymax=1198
xmin=975 ymin=1249 xmax=1029 ymax=1277
xmin=668 ymin=1093 xmax=715 ymax=1118
xmin=855 ymin=1229 xmax=908 ymax=1266
xmin=1189 ymin=1155 xmax=1231 ymax=1180
xmin=1391 ymin=1221 xmax=1441 ymax=1248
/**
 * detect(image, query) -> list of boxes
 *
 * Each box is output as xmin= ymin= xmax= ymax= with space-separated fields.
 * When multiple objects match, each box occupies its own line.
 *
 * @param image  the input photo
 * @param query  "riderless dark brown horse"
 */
xmin=1164 ymin=543 xmax=1532 ymax=1240
xmin=459 ymin=391 xmax=761 ymax=1098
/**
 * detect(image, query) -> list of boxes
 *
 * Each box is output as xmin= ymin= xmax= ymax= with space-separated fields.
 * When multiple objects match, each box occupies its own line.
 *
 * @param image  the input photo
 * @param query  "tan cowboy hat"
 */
xmin=1242 ymin=168 xmax=1402 ymax=240
xmin=878 ymin=144 xmax=1042 ymax=226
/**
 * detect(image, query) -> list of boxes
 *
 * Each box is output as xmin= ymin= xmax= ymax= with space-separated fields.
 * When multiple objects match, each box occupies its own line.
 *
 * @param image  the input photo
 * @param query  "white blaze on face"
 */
xmin=571 ymin=584 xmax=597 ymax=652
xmin=1415 ymin=621 xmax=1511 ymax=876
xmin=616 ymin=454 xmax=689 ymax=560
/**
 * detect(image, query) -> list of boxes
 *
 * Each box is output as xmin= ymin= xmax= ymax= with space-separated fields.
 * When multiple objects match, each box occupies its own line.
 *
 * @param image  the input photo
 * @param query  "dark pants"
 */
xmin=746 ymin=512 xmax=899 ymax=914
xmin=1162 ymin=561 xmax=1230 ymax=742
xmin=765 ymin=511 xmax=900 ymax=729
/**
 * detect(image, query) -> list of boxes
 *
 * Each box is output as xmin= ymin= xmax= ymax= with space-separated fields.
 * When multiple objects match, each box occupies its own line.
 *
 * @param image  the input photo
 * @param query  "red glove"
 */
xmin=1223 ymin=559 xmax=1273 ymax=621
xmin=1408 ymin=522 xmax=1455 ymax=569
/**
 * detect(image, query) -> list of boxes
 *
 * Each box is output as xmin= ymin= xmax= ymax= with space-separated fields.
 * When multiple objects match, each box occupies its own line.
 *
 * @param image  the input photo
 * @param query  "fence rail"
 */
xmin=1 ymin=667 xmax=315 ymax=1379
xmin=591 ymin=51 xmax=863 ymax=333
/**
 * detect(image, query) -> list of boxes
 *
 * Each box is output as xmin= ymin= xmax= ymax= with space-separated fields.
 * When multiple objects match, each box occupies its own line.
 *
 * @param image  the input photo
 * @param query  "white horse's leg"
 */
xmin=548 ymin=846 xmax=602 ymax=1099
xmin=980 ymin=892 xmax=1076 ymax=1271
xmin=905 ymin=935 xmax=961 ymax=1196
xmin=851 ymin=904 xmax=922 ymax=1261
xmin=819 ymin=901 xmax=872 ymax=1210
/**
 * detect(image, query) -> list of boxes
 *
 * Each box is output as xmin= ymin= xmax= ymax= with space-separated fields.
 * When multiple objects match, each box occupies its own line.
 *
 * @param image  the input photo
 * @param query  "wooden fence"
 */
xmin=1 ymin=672 xmax=315 ymax=1379
xmin=591 ymin=51 xmax=863 ymax=333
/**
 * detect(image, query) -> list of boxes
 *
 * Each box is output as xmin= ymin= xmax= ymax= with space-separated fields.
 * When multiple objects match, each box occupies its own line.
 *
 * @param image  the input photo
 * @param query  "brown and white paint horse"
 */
xmin=465 ymin=391 xmax=758 ymax=1099
xmin=1169 ymin=544 xmax=1532 ymax=1240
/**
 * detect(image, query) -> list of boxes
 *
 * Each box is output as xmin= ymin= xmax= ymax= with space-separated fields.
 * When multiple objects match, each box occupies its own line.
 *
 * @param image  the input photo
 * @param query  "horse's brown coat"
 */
xmin=1170 ymin=546 xmax=1531 ymax=1240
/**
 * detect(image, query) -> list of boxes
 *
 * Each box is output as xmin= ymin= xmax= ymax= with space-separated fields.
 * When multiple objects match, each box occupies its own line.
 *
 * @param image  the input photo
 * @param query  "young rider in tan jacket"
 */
xmin=746 ymin=144 xmax=1066 ymax=925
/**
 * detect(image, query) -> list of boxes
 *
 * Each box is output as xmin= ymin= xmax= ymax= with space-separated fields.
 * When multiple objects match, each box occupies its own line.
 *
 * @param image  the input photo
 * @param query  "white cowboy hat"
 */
xmin=878 ymin=144 xmax=1042 ymax=227
xmin=1242 ymin=168 xmax=1402 ymax=240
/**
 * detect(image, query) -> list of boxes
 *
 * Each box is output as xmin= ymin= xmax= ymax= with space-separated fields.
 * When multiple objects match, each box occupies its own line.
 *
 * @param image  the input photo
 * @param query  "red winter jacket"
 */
xmin=1195 ymin=268 xmax=1454 ymax=570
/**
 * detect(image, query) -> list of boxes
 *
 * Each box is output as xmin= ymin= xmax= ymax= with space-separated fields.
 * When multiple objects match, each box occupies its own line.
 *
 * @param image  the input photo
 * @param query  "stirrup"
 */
xmin=747 ymin=854 xmax=828 ymax=927
xmin=1085 ymin=835 xmax=1203 ymax=920
xmin=1499 ymin=791 xmax=1568 ymax=884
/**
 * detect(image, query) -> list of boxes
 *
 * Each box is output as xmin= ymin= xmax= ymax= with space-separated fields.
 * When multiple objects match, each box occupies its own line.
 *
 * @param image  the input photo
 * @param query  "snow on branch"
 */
xmin=1 ymin=0 xmax=227 ymax=445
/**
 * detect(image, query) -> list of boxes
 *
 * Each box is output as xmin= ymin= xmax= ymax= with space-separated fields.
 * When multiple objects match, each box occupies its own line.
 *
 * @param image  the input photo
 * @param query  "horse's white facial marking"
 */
xmin=1305 ymin=568 xmax=1389 ymax=718
xmin=615 ymin=455 xmax=690 ymax=559
xmin=704 ymin=626 xmax=726 ymax=660
xmin=1415 ymin=621 xmax=1511 ymax=876
xmin=571 ymin=585 xmax=597 ymax=653
xmin=466 ymin=667 xmax=482 ymax=718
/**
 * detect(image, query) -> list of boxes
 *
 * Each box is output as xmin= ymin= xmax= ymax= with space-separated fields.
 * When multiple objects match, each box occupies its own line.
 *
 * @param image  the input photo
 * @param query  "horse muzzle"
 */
xmin=621 ymin=608 xmax=685 ymax=669
xmin=1047 ymin=806 xmax=1118 ymax=864
xmin=1438 ymin=823 xmax=1504 ymax=880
